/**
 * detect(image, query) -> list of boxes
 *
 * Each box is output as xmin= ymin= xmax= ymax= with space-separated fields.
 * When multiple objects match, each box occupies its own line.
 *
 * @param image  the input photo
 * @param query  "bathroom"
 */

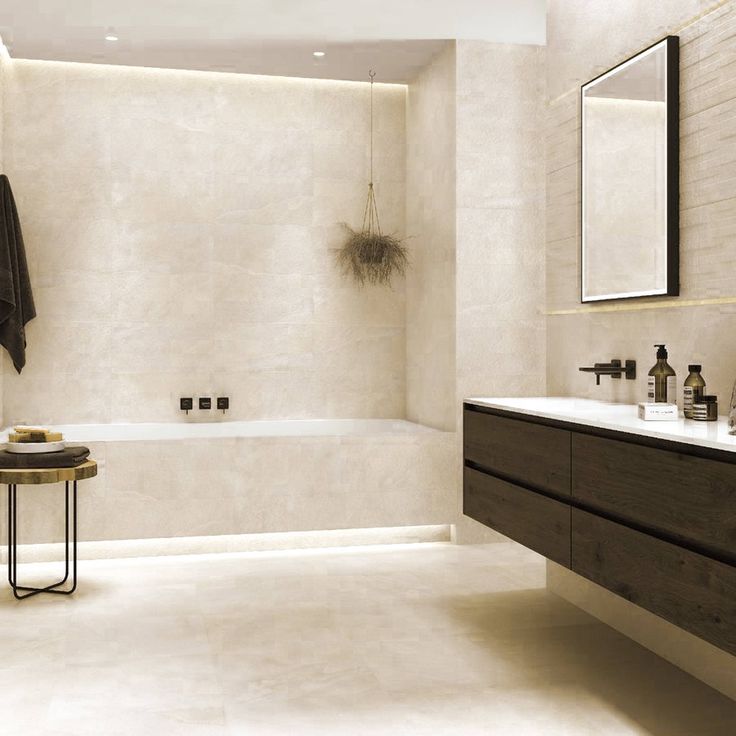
xmin=0 ymin=0 xmax=735 ymax=733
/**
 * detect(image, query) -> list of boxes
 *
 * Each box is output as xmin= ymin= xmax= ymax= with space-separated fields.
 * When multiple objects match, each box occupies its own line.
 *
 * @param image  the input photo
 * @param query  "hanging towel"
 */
xmin=0 ymin=174 xmax=36 ymax=373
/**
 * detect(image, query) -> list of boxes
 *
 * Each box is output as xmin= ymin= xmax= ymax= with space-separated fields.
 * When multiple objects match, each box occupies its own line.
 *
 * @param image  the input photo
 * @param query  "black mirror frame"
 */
xmin=580 ymin=35 xmax=680 ymax=304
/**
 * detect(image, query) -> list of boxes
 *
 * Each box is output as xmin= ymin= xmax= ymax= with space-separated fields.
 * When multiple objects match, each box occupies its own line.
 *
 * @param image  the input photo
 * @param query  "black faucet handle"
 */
xmin=180 ymin=397 xmax=193 ymax=414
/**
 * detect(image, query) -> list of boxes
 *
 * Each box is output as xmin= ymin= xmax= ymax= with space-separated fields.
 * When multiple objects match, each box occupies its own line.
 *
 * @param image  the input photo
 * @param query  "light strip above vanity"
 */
xmin=546 ymin=295 xmax=736 ymax=316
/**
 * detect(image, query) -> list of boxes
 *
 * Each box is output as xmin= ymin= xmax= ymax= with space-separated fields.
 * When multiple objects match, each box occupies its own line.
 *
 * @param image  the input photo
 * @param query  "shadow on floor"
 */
xmin=436 ymin=587 xmax=736 ymax=736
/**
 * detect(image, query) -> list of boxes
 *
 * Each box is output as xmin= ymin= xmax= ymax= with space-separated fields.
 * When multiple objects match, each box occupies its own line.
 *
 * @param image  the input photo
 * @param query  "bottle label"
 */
xmin=667 ymin=376 xmax=677 ymax=405
xmin=648 ymin=375 xmax=677 ymax=403
xmin=684 ymin=386 xmax=694 ymax=416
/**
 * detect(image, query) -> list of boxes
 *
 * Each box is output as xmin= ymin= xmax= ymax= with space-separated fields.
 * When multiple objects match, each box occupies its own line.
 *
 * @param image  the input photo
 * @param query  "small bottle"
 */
xmin=647 ymin=344 xmax=676 ymax=404
xmin=683 ymin=365 xmax=706 ymax=419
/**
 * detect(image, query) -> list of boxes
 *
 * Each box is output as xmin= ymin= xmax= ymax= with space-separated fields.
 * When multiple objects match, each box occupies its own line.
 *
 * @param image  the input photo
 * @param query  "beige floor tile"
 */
xmin=0 ymin=542 xmax=734 ymax=735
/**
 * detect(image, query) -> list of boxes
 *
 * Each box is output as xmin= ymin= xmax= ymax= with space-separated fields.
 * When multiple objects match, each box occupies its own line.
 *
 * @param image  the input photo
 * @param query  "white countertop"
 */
xmin=466 ymin=397 xmax=736 ymax=455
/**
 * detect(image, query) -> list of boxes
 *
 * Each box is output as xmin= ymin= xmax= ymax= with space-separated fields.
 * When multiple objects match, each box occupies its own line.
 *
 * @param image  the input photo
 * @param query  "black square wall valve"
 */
xmin=199 ymin=397 xmax=212 ymax=410
xmin=180 ymin=397 xmax=193 ymax=414
xmin=217 ymin=397 xmax=229 ymax=412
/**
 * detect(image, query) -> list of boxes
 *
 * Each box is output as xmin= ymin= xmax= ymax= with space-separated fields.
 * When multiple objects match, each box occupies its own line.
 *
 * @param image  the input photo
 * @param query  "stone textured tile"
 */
xmin=546 ymin=0 xmax=720 ymax=100
xmin=405 ymin=43 xmax=457 ymax=432
xmin=546 ymin=0 xmax=736 ymax=405
xmin=1 ymin=60 xmax=407 ymax=424
xmin=1 ymin=543 xmax=735 ymax=734
xmin=0 ymin=428 xmax=455 ymax=543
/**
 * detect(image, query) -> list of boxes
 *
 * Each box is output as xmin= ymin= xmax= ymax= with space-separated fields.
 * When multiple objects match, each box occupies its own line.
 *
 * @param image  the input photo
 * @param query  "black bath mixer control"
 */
xmin=217 ymin=397 xmax=230 ymax=413
xmin=180 ymin=397 xmax=193 ymax=414
xmin=199 ymin=397 xmax=212 ymax=410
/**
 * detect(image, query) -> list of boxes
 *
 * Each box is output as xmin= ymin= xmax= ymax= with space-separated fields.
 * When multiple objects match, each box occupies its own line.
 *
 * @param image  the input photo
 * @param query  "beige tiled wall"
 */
xmin=404 ymin=41 xmax=547 ymax=541
xmin=455 ymin=40 xmax=547 ymax=541
xmin=546 ymin=0 xmax=736 ymax=408
xmin=406 ymin=43 xmax=457 ymax=431
xmin=456 ymin=40 xmax=547 ymax=408
xmin=2 ymin=60 xmax=407 ymax=425
xmin=546 ymin=0 xmax=736 ymax=697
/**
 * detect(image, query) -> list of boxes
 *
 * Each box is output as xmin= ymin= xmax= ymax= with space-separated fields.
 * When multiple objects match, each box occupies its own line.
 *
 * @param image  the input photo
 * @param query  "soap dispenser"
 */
xmin=647 ymin=344 xmax=676 ymax=404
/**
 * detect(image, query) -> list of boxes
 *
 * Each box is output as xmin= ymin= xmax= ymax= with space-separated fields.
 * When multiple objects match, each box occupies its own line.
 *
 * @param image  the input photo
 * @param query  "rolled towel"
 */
xmin=0 ymin=446 xmax=90 ymax=469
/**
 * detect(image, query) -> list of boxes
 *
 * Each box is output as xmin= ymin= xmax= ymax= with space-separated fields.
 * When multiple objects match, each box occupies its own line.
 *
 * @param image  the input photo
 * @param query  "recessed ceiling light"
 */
xmin=313 ymin=51 xmax=325 ymax=58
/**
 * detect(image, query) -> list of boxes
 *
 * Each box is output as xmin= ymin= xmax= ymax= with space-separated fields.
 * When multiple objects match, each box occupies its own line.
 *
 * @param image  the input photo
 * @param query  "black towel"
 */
xmin=0 ymin=174 xmax=36 ymax=373
xmin=0 ymin=446 xmax=90 ymax=469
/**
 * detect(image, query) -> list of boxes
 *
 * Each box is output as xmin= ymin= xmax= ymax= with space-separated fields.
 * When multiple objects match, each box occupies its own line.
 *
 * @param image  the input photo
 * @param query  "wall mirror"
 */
xmin=581 ymin=36 xmax=679 ymax=302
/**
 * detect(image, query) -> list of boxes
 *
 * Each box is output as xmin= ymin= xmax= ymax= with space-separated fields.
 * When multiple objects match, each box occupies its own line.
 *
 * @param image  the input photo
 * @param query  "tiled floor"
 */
xmin=1 ymin=542 xmax=735 ymax=735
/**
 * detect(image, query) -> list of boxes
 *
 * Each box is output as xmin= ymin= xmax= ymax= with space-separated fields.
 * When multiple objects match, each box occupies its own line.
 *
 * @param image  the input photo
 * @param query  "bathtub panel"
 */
xmin=0 ymin=423 xmax=456 ymax=543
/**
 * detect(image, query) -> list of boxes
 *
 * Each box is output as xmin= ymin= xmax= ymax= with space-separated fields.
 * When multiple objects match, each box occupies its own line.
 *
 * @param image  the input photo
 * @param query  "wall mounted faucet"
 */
xmin=579 ymin=359 xmax=636 ymax=386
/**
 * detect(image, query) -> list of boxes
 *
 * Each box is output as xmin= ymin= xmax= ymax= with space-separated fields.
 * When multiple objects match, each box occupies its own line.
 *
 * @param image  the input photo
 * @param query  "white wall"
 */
xmin=2 ymin=60 xmax=407 ymax=425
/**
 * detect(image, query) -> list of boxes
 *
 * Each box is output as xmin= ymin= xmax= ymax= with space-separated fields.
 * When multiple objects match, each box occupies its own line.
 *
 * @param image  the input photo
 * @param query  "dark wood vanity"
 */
xmin=463 ymin=401 xmax=736 ymax=656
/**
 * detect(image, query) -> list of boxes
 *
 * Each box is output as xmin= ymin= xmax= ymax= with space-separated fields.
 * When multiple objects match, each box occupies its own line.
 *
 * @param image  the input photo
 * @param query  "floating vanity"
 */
xmin=463 ymin=397 xmax=736 ymax=658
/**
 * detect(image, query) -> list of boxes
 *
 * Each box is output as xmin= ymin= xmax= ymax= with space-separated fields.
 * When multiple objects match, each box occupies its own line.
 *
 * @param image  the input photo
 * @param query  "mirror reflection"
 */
xmin=581 ymin=37 xmax=678 ymax=302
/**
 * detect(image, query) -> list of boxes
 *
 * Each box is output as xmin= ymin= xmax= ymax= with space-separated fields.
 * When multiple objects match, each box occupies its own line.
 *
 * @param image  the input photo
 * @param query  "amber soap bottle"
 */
xmin=647 ymin=344 xmax=676 ymax=404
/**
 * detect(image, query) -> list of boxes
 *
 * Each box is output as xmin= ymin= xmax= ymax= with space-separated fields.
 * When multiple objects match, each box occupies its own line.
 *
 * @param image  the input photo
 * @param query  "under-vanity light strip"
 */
xmin=0 ymin=524 xmax=452 ymax=564
xmin=547 ymin=0 xmax=733 ymax=107
xmin=546 ymin=295 xmax=736 ymax=316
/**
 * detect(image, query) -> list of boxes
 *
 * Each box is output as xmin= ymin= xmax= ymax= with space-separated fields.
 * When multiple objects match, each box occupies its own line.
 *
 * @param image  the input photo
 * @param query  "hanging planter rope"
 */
xmin=337 ymin=70 xmax=408 ymax=287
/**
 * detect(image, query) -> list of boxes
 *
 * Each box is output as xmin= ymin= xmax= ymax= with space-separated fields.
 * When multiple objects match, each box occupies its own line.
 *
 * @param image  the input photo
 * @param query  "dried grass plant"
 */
xmin=336 ymin=71 xmax=409 ymax=288
xmin=337 ymin=222 xmax=408 ymax=287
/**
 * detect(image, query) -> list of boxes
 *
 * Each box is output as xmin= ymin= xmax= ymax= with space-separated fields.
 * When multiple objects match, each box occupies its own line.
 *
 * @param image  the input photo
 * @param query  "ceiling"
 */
xmin=0 ymin=0 xmax=545 ymax=83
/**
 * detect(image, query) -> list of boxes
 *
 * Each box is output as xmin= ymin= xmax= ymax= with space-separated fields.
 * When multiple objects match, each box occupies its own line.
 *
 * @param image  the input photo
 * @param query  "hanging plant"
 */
xmin=336 ymin=70 xmax=408 ymax=287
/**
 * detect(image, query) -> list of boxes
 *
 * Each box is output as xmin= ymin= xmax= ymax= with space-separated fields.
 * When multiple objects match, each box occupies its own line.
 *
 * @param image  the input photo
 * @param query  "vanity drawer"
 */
xmin=572 ymin=434 xmax=736 ymax=562
xmin=571 ymin=508 xmax=736 ymax=656
xmin=464 ymin=409 xmax=571 ymax=497
xmin=464 ymin=467 xmax=571 ymax=567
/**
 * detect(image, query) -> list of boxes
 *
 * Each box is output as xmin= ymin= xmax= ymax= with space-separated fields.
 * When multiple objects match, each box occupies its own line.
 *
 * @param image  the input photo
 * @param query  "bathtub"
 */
xmin=1 ymin=419 xmax=456 ymax=546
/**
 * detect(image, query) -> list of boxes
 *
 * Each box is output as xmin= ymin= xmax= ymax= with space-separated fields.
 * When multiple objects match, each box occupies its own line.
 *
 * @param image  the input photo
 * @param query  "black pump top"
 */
xmin=688 ymin=364 xmax=702 ymax=372
xmin=655 ymin=344 xmax=668 ymax=359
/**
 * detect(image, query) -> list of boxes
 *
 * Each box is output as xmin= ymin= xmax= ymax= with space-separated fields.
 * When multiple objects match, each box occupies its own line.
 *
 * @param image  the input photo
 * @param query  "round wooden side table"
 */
xmin=1 ymin=460 xmax=97 ymax=600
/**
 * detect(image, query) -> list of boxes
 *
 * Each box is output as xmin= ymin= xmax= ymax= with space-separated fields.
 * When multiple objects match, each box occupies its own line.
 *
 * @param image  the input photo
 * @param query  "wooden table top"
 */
xmin=0 ymin=460 xmax=97 ymax=486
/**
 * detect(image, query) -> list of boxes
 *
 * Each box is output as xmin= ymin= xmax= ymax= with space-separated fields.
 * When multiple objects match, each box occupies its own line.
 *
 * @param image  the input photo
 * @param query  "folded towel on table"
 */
xmin=0 ymin=446 xmax=90 ymax=469
xmin=0 ymin=174 xmax=36 ymax=373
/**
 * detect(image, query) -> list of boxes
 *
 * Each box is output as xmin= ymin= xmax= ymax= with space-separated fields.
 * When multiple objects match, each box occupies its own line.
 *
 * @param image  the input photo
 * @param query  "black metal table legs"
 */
xmin=7 ymin=481 xmax=77 ymax=599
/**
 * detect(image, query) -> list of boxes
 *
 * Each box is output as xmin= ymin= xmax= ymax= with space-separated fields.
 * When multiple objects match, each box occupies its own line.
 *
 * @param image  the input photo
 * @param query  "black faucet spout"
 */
xmin=579 ymin=359 xmax=636 ymax=385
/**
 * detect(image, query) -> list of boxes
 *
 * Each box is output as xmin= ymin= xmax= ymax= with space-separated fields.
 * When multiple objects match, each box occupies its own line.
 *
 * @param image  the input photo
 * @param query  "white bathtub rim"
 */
xmin=1 ymin=418 xmax=452 ymax=443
